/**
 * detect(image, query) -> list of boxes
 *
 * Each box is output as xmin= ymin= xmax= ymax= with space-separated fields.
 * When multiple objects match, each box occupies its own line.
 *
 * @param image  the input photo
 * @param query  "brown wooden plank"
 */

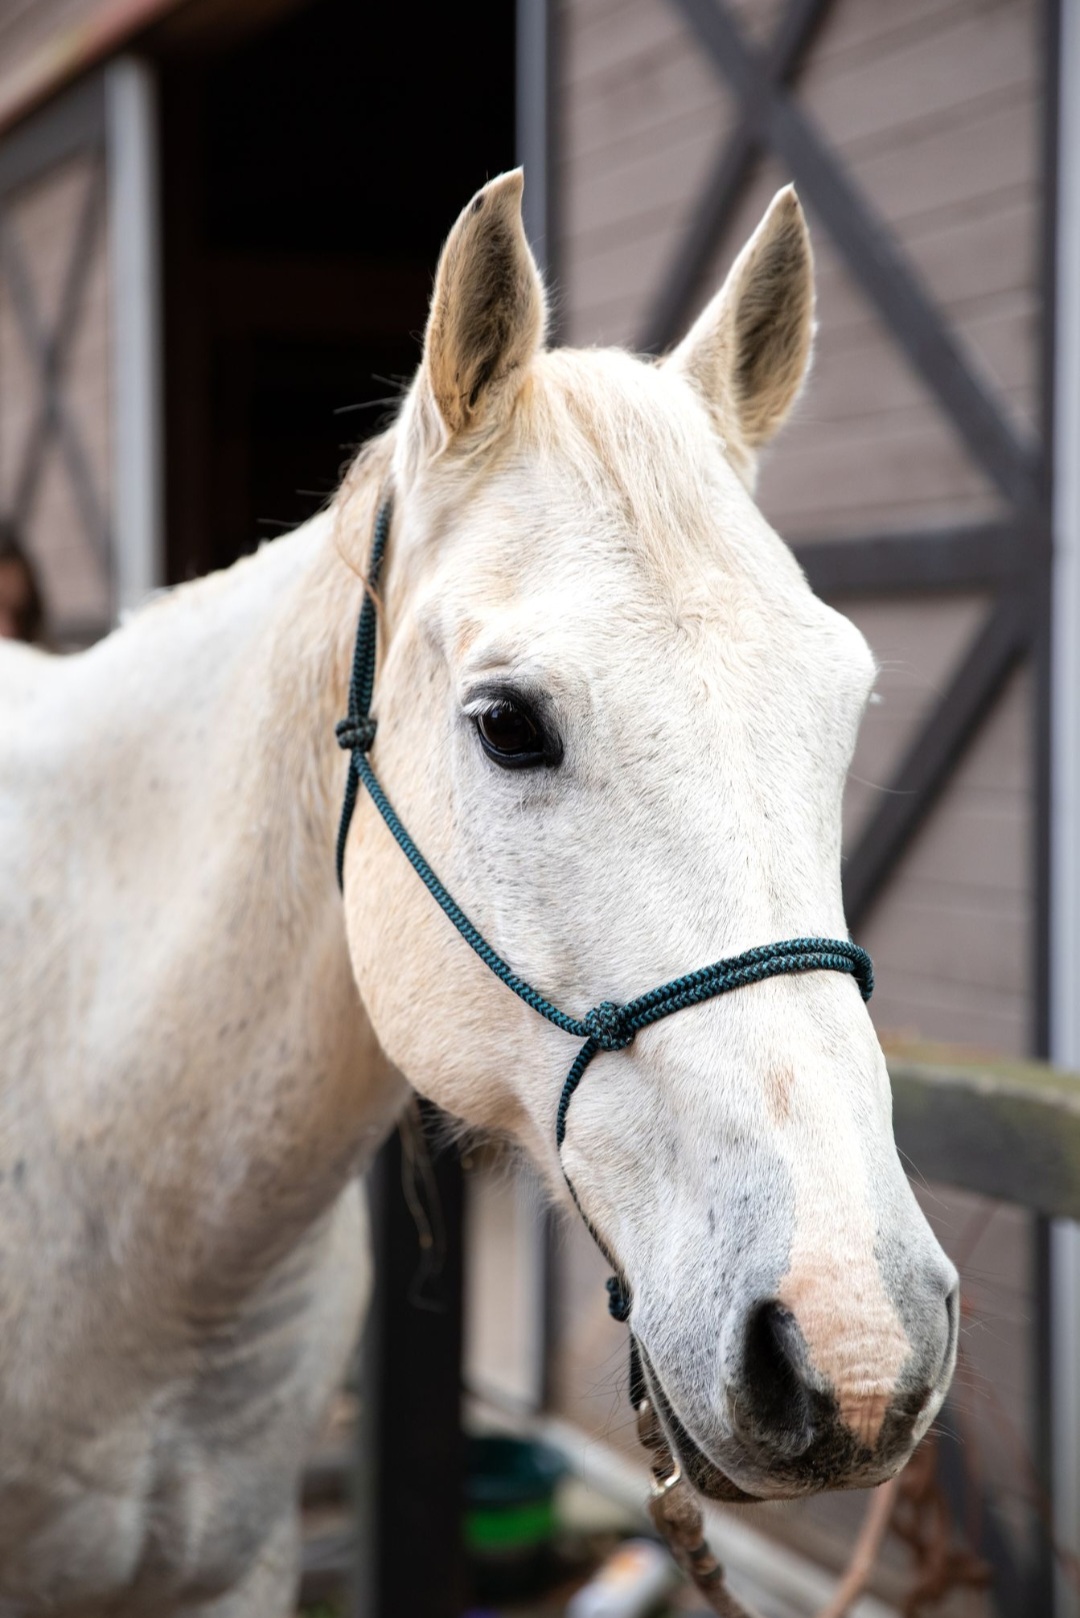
xmin=809 ymin=201 xmax=1037 ymax=337
xmin=762 ymin=412 xmax=1002 ymax=532
xmin=843 ymin=87 xmax=1036 ymax=230
xmin=842 ymin=593 xmax=996 ymax=842
xmin=808 ymin=0 xmax=998 ymax=71
xmin=562 ymin=113 xmax=730 ymax=250
xmin=869 ymin=891 xmax=1029 ymax=997
xmin=843 ymin=588 xmax=1035 ymax=925
xmin=857 ymin=666 xmax=1035 ymax=1055
xmin=888 ymin=1050 xmax=1080 ymax=1221
xmin=0 ymin=72 xmax=103 ymax=195
xmin=563 ymin=0 xmax=692 ymax=91
xmin=872 ymin=798 xmax=1033 ymax=898
xmin=562 ymin=37 xmax=723 ymax=166
xmin=795 ymin=522 xmax=1028 ymax=596
xmin=667 ymin=0 xmax=1040 ymax=513
xmin=801 ymin=2 xmax=1036 ymax=151
xmin=639 ymin=0 xmax=835 ymax=351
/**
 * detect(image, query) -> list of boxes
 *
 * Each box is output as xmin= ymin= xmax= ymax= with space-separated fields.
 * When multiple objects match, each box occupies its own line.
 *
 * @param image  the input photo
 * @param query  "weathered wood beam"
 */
xmin=888 ymin=1049 xmax=1080 ymax=1221
xmin=843 ymin=590 xmax=1033 ymax=927
xmin=794 ymin=521 xmax=1039 ymax=598
xmin=667 ymin=0 xmax=1041 ymax=516
xmin=639 ymin=0 xmax=833 ymax=352
xmin=639 ymin=115 xmax=762 ymax=354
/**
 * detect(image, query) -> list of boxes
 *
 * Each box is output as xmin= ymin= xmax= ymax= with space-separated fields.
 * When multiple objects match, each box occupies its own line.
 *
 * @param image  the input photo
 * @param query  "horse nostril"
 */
xmin=733 ymin=1300 xmax=815 ymax=1458
xmin=941 ymin=1278 xmax=961 ymax=1375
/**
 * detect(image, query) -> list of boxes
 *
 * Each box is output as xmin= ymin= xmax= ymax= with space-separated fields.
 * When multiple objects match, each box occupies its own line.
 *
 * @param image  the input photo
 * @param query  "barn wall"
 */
xmin=558 ymin=0 xmax=1039 ymax=1063
xmin=553 ymin=0 xmax=1047 ymax=1602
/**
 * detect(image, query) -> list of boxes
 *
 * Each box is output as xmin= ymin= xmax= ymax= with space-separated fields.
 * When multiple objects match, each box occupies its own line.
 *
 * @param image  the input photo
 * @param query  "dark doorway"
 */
xmin=156 ymin=0 xmax=515 ymax=582
xmin=152 ymin=8 xmax=514 ymax=1611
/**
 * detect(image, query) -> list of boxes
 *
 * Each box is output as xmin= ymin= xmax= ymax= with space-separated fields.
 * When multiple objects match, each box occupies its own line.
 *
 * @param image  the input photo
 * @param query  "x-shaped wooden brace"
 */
xmin=648 ymin=0 xmax=1041 ymax=518
xmin=0 ymin=158 xmax=111 ymax=581
xmin=646 ymin=0 xmax=1050 ymax=929
xmin=639 ymin=0 xmax=828 ymax=353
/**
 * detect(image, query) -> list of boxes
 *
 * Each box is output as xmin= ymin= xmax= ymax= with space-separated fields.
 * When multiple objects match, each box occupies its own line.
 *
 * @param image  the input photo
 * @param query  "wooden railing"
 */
xmin=888 ymin=1045 xmax=1080 ymax=1219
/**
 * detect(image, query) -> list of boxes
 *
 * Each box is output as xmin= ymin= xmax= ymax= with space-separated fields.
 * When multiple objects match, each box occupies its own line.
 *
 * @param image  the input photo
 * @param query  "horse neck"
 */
xmin=25 ymin=505 xmax=403 ymax=1295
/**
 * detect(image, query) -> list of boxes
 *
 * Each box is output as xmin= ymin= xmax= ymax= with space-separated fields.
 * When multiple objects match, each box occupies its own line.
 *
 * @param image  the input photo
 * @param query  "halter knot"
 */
xmin=336 ymin=715 xmax=378 ymax=754
xmin=584 ymin=1001 xmax=634 ymax=1052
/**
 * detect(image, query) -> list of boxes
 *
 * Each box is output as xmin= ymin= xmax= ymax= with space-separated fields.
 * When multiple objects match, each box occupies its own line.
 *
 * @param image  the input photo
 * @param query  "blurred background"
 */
xmin=0 ymin=0 xmax=1078 ymax=1614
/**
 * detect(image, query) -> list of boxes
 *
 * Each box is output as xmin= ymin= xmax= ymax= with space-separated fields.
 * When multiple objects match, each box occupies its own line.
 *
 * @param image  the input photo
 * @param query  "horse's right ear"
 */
xmin=405 ymin=170 xmax=547 ymax=459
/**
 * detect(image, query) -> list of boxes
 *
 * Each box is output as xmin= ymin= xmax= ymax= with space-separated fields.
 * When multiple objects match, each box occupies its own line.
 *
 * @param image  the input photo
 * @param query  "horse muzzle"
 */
xmin=640 ymin=1273 xmax=959 ymax=1501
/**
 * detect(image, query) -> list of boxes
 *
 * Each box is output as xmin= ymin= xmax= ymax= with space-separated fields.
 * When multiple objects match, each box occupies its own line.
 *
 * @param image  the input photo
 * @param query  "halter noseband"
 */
xmin=335 ymin=497 xmax=873 ymax=1315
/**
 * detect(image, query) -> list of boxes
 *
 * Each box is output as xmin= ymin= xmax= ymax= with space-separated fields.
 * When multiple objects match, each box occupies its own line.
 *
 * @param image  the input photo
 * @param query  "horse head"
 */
xmin=337 ymin=171 xmax=957 ymax=1503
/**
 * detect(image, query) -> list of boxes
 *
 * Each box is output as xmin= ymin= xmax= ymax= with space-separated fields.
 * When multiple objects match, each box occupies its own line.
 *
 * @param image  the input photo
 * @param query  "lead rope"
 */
xmin=336 ymin=497 xmax=873 ymax=1614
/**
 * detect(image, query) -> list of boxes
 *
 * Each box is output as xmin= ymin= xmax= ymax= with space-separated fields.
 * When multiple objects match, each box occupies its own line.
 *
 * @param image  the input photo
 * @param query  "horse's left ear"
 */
xmin=664 ymin=186 xmax=814 ymax=484
xmin=411 ymin=170 xmax=547 ymax=453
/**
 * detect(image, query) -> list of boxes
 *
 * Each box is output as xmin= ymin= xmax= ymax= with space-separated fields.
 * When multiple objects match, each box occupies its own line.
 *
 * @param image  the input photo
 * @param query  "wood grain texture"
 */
xmin=859 ymin=667 xmax=1033 ymax=1054
xmin=0 ymin=150 xmax=112 ymax=638
xmin=560 ymin=0 xmax=1040 ymax=527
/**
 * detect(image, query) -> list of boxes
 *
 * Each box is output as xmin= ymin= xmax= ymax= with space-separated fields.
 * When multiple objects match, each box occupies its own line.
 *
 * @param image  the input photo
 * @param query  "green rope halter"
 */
xmin=335 ymin=497 xmax=873 ymax=1318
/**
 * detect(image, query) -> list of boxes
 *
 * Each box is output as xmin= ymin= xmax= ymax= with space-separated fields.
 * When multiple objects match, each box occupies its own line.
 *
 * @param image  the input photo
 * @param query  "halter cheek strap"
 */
xmin=335 ymin=496 xmax=873 ymax=1316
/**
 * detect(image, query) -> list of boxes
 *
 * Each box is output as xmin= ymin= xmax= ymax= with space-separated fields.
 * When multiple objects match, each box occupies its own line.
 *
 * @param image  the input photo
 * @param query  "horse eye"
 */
xmin=475 ymin=699 xmax=547 ymax=768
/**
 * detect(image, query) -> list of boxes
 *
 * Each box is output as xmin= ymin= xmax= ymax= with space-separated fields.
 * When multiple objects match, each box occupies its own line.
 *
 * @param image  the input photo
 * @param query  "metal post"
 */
xmin=105 ymin=57 xmax=163 ymax=616
xmin=516 ymin=0 xmax=557 ymax=296
xmin=1050 ymin=4 xmax=1080 ymax=1614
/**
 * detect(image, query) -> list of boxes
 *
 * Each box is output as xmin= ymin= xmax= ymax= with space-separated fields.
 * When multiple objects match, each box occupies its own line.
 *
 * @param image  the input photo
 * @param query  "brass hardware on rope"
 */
xmin=635 ymin=1394 xmax=763 ymax=1618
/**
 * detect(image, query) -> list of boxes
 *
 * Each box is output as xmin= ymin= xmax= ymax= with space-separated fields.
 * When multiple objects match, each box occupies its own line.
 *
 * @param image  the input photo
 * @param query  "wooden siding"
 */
xmin=839 ymin=608 xmax=1033 ymax=1057
xmin=799 ymin=0 xmax=1041 ymax=435
xmin=561 ymin=0 xmax=733 ymax=345
xmin=559 ymin=0 xmax=1039 ymax=535
xmin=759 ymin=207 xmax=1006 ymax=538
xmin=558 ymin=0 xmax=1039 ymax=1050
xmin=841 ymin=595 xmax=992 ymax=843
xmin=0 ymin=149 xmax=112 ymax=638
xmin=862 ymin=666 xmax=1034 ymax=1057
xmin=0 ymin=0 xmax=183 ymax=135
xmin=556 ymin=0 xmax=1044 ymax=1602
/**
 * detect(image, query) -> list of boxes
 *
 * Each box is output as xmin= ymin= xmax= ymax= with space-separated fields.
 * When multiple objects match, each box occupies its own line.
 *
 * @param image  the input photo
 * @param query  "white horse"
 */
xmin=0 ymin=172 xmax=957 ymax=1616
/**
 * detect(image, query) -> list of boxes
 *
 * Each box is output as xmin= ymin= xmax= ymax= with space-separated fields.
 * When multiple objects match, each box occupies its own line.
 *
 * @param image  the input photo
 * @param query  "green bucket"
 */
xmin=466 ymin=1434 xmax=565 ymax=1601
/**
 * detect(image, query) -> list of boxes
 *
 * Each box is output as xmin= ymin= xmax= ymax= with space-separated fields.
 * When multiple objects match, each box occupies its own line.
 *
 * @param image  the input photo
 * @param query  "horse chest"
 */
xmin=0 ymin=1185 xmax=368 ymax=1616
